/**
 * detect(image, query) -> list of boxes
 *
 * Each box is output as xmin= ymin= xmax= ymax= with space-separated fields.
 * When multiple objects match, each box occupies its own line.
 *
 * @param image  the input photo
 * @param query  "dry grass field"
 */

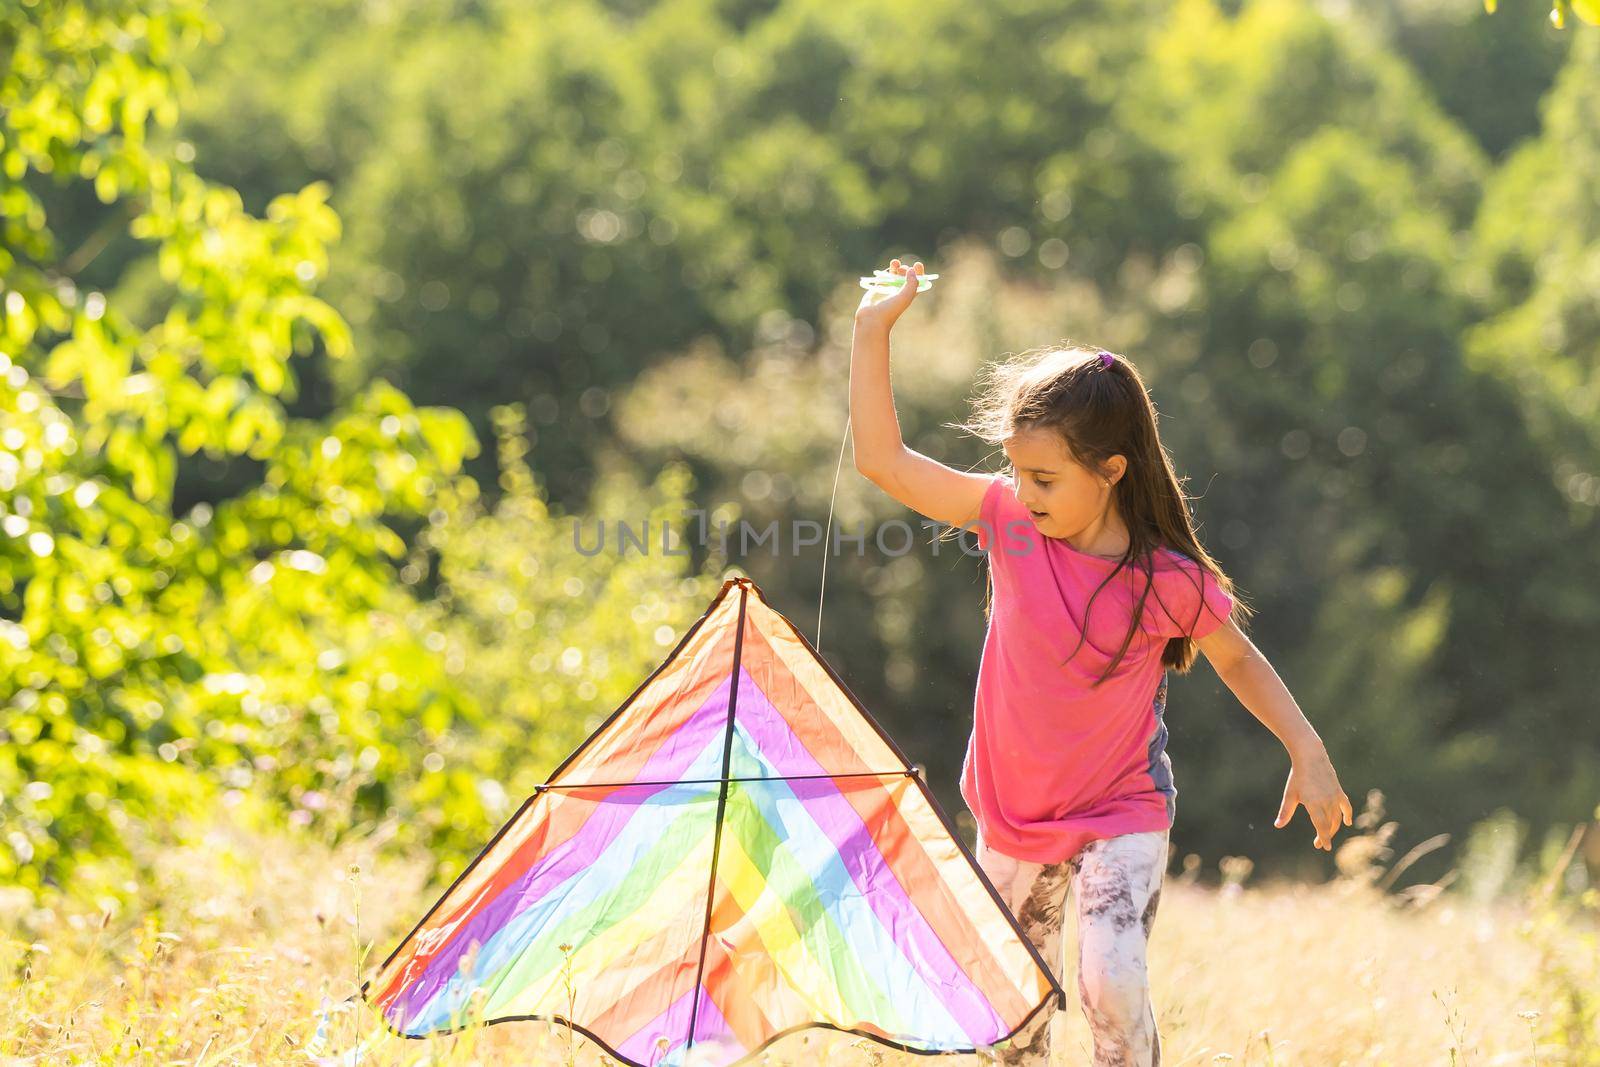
xmin=4 ymin=794 xmax=1595 ymax=1066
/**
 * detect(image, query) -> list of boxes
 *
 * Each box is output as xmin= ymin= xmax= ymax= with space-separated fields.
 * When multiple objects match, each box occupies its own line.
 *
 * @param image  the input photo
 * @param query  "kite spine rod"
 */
xmin=534 ymin=767 xmax=926 ymax=791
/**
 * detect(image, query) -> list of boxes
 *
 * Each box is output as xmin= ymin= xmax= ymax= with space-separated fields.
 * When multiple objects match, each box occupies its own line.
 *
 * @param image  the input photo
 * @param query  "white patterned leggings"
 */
xmin=976 ymin=827 xmax=1170 ymax=1066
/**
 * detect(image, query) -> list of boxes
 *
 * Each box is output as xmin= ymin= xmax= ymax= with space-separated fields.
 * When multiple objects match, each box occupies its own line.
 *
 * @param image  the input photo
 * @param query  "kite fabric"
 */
xmin=364 ymin=574 xmax=1064 ymax=1066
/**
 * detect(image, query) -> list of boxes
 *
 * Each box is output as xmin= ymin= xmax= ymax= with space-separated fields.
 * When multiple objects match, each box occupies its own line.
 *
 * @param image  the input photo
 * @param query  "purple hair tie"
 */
xmin=1097 ymin=350 xmax=1115 ymax=368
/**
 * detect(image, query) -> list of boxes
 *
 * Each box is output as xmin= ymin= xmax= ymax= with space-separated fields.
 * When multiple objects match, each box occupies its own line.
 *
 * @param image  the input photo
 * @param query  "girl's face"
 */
xmin=1001 ymin=426 xmax=1120 ymax=537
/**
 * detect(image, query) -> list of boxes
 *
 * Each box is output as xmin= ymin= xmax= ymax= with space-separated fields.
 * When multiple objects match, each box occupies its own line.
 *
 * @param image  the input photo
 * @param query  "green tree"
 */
xmin=126 ymin=0 xmax=1600 ymax=883
xmin=1117 ymin=0 xmax=1598 ymax=872
xmin=412 ymin=404 xmax=727 ymax=851
xmin=0 ymin=0 xmax=481 ymax=898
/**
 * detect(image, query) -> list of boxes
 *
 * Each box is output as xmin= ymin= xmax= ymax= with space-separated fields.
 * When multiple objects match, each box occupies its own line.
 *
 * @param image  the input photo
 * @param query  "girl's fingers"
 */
xmin=1274 ymin=791 xmax=1296 ymax=828
xmin=1322 ymin=808 xmax=1342 ymax=848
xmin=895 ymin=269 xmax=919 ymax=304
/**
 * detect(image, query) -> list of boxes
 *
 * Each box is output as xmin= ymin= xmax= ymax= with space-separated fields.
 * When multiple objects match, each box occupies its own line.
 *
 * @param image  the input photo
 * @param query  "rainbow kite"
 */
xmin=364 ymin=575 xmax=1063 ymax=1065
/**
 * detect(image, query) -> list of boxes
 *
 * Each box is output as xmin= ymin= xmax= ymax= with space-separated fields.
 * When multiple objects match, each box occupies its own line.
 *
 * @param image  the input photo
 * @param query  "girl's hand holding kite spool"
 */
xmin=856 ymin=257 xmax=935 ymax=331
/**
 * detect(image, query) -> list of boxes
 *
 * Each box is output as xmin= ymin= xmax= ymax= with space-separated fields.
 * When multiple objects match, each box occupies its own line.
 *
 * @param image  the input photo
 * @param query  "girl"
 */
xmin=849 ymin=258 xmax=1353 ymax=1066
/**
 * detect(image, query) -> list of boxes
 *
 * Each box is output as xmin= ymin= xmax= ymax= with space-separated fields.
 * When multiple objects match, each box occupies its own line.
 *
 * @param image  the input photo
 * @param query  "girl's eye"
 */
xmin=1034 ymin=478 xmax=1052 ymax=489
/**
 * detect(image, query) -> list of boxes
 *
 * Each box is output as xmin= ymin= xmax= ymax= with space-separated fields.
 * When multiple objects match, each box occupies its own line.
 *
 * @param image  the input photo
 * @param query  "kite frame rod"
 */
xmin=684 ymin=582 xmax=750 ymax=1056
xmin=533 ymin=769 xmax=924 ymax=791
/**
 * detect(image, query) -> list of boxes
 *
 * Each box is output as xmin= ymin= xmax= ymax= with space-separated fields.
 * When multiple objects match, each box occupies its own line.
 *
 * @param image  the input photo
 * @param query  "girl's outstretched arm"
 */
xmin=851 ymin=259 xmax=990 ymax=533
xmin=1197 ymin=624 xmax=1355 ymax=851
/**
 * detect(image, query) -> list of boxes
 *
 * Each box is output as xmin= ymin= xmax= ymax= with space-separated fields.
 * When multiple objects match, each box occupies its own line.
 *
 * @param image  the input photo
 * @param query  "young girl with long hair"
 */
xmin=849 ymin=258 xmax=1353 ymax=1066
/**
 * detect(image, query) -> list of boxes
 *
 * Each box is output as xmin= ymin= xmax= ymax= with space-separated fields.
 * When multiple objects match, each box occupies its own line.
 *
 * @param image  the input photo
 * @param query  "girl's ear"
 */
xmin=1104 ymin=454 xmax=1128 ymax=485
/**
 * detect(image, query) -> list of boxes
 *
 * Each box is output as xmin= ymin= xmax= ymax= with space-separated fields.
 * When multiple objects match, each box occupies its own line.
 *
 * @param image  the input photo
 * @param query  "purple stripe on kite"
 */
xmin=390 ymin=673 xmax=736 ymax=1028
xmin=729 ymin=666 xmax=1004 ymax=1043
xmin=687 ymin=987 xmax=739 ymax=1065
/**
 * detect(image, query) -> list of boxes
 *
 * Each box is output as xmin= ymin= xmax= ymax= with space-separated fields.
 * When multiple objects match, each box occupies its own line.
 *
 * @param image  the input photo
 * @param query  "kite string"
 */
xmin=817 ymin=412 xmax=851 ymax=649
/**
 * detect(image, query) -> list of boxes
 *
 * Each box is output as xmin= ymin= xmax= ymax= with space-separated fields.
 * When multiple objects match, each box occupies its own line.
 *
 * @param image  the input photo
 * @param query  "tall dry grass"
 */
xmin=3 ymin=790 xmax=1594 ymax=1065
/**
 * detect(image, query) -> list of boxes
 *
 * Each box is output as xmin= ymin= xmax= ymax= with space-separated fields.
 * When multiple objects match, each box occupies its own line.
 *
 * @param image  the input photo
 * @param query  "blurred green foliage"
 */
xmin=409 ymin=403 xmax=727 ymax=832
xmin=0 ymin=0 xmax=716 ymax=902
xmin=0 ymin=0 xmax=483 ymax=898
xmin=6 ymin=0 xmax=1599 ymax=902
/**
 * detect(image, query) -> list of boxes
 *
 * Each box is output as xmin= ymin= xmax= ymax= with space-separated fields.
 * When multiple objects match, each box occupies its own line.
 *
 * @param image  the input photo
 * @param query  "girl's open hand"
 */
xmin=855 ymin=258 xmax=924 ymax=332
xmin=1274 ymin=749 xmax=1354 ymax=851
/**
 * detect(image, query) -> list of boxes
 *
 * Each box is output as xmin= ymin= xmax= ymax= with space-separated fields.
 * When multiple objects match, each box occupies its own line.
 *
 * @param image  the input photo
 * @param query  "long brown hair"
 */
xmin=949 ymin=343 xmax=1250 ymax=685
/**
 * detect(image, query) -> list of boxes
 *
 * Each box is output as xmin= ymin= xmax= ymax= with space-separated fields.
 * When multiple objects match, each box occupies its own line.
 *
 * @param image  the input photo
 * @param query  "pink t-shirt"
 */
xmin=960 ymin=473 xmax=1235 ymax=864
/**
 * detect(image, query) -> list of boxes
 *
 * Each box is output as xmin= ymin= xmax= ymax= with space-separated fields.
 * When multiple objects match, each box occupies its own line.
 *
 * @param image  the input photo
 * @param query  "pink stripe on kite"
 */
xmin=616 ymin=984 xmax=697 ymax=1065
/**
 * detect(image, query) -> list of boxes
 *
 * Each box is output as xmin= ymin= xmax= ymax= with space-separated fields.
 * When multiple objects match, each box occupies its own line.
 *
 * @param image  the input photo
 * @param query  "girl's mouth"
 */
xmin=1029 ymin=509 xmax=1048 ymax=521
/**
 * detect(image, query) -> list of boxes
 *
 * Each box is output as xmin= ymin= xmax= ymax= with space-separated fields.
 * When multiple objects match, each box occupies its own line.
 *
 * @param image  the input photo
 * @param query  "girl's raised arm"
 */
xmin=850 ymin=259 xmax=991 ymax=534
